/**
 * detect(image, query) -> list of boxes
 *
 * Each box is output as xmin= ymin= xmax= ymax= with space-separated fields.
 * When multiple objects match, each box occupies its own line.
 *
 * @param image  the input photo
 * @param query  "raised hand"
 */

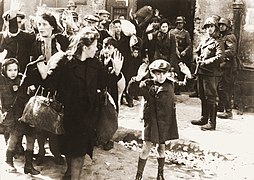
xmin=62 ymin=10 xmax=78 ymax=31
xmin=136 ymin=62 xmax=149 ymax=81
xmin=179 ymin=62 xmax=192 ymax=79
xmin=112 ymin=49 xmax=124 ymax=76
xmin=9 ymin=0 xmax=23 ymax=19
xmin=47 ymin=51 xmax=66 ymax=74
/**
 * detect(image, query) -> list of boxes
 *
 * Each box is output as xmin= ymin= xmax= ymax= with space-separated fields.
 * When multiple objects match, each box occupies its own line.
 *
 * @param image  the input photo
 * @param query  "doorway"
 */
xmin=137 ymin=0 xmax=196 ymax=39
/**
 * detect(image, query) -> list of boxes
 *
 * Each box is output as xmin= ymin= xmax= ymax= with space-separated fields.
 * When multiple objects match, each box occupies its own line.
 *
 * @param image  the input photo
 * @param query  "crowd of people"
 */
xmin=0 ymin=1 xmax=238 ymax=180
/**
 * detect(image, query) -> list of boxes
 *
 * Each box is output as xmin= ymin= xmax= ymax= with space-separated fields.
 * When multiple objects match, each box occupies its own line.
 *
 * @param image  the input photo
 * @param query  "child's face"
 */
xmin=102 ymin=44 xmax=115 ymax=58
xmin=6 ymin=63 xmax=18 ymax=80
xmin=160 ymin=22 xmax=169 ymax=33
xmin=151 ymin=71 xmax=168 ymax=84
xmin=132 ymin=50 xmax=139 ymax=58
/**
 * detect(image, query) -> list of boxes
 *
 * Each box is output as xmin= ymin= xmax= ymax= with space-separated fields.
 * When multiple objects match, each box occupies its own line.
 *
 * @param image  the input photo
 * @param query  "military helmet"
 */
xmin=203 ymin=17 xmax=219 ymax=29
xmin=149 ymin=59 xmax=171 ymax=73
xmin=175 ymin=16 xmax=186 ymax=24
xmin=218 ymin=18 xmax=231 ymax=28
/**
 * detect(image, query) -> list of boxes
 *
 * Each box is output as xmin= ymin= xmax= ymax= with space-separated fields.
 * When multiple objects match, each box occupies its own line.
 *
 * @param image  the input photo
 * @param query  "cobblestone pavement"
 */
xmin=0 ymin=93 xmax=254 ymax=179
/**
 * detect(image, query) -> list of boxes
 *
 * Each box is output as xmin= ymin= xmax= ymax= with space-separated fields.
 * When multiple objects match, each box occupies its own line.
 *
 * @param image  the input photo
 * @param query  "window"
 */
xmin=112 ymin=7 xmax=127 ymax=20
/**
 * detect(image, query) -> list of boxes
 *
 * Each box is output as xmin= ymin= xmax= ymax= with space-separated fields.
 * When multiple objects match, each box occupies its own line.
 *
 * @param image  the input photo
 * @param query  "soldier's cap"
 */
xmin=67 ymin=1 xmax=77 ymax=8
xmin=84 ymin=15 xmax=99 ymax=23
xmin=97 ymin=9 xmax=110 ymax=15
xmin=149 ymin=59 xmax=171 ymax=73
xmin=175 ymin=16 xmax=186 ymax=24
xmin=150 ymin=16 xmax=161 ymax=23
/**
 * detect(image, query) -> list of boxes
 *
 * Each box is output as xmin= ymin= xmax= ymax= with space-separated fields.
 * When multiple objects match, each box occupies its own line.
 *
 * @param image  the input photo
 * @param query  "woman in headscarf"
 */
xmin=7 ymin=9 xmax=69 ymax=175
xmin=58 ymin=27 xmax=123 ymax=179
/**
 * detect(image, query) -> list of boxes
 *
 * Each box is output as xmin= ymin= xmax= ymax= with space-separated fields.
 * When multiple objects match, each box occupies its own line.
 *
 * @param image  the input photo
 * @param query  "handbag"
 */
xmin=19 ymin=86 xmax=65 ymax=134
xmin=96 ymin=90 xmax=118 ymax=144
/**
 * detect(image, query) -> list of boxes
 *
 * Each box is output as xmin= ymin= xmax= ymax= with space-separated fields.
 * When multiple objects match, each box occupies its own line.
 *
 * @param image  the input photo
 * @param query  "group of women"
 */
xmin=0 ymin=6 xmax=123 ymax=180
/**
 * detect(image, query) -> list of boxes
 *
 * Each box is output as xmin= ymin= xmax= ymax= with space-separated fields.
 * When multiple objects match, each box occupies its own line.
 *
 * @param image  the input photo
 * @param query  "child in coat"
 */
xmin=0 ymin=58 xmax=21 ymax=173
xmin=128 ymin=59 xmax=179 ymax=180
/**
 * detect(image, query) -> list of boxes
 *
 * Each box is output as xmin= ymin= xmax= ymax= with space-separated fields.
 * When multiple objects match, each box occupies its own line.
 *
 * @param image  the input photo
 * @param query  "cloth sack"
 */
xmin=96 ymin=92 xmax=118 ymax=144
xmin=19 ymin=88 xmax=65 ymax=135
xmin=0 ymin=110 xmax=4 ymax=124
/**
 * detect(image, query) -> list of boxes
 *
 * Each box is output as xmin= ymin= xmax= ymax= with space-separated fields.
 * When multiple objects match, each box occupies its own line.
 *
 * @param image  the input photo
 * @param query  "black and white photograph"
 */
xmin=0 ymin=0 xmax=253 ymax=179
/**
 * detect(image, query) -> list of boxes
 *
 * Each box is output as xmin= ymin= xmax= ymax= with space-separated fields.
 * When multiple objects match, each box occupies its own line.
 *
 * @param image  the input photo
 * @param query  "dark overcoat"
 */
xmin=58 ymin=57 xmax=110 ymax=158
xmin=128 ymin=78 xmax=179 ymax=144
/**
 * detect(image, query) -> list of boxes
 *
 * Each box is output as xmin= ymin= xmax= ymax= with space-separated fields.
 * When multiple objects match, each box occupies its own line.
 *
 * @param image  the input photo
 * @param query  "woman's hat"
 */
xmin=149 ymin=59 xmax=171 ymax=72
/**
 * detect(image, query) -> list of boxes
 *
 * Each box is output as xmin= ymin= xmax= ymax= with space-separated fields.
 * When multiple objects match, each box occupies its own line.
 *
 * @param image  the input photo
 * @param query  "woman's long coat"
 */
xmin=8 ymin=16 xmax=69 ymax=117
xmin=128 ymin=78 xmax=179 ymax=143
xmin=58 ymin=57 xmax=110 ymax=158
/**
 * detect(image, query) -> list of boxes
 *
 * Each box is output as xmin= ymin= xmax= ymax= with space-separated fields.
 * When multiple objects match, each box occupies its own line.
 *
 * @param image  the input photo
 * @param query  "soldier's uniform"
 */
xmin=191 ymin=17 xmax=224 ymax=131
xmin=217 ymin=18 xmax=237 ymax=119
xmin=170 ymin=28 xmax=192 ymax=67
xmin=170 ymin=16 xmax=192 ymax=93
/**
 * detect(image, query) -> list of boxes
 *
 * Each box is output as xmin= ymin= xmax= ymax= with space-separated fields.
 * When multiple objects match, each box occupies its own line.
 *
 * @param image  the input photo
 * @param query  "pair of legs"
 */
xmin=135 ymin=141 xmax=166 ymax=180
xmin=36 ymin=130 xmax=64 ymax=165
xmin=217 ymin=68 xmax=236 ymax=118
xmin=191 ymin=75 xmax=219 ymax=130
xmin=64 ymin=156 xmax=85 ymax=180
xmin=6 ymin=129 xmax=39 ymax=175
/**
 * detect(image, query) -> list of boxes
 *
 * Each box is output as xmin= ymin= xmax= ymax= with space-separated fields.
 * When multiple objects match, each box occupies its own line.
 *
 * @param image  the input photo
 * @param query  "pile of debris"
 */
xmin=117 ymin=139 xmax=236 ymax=178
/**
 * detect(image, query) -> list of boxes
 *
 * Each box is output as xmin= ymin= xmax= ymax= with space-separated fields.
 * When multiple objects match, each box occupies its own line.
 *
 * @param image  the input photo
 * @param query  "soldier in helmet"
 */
xmin=217 ymin=17 xmax=237 ymax=119
xmin=191 ymin=17 xmax=224 ymax=131
xmin=128 ymin=59 xmax=179 ymax=180
xmin=170 ymin=16 xmax=192 ymax=94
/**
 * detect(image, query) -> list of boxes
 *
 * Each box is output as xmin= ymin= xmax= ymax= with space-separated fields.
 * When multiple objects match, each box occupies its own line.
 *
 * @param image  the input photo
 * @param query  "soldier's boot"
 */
xmin=5 ymin=150 xmax=17 ymax=173
xmin=157 ymin=158 xmax=165 ymax=180
xmin=201 ymin=104 xmax=216 ymax=131
xmin=134 ymin=157 xmax=147 ymax=180
xmin=191 ymin=101 xmax=208 ymax=125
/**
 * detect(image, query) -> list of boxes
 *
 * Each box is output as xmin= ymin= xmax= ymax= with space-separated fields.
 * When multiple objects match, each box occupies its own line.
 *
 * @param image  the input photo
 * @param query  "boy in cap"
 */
xmin=128 ymin=59 xmax=179 ymax=180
